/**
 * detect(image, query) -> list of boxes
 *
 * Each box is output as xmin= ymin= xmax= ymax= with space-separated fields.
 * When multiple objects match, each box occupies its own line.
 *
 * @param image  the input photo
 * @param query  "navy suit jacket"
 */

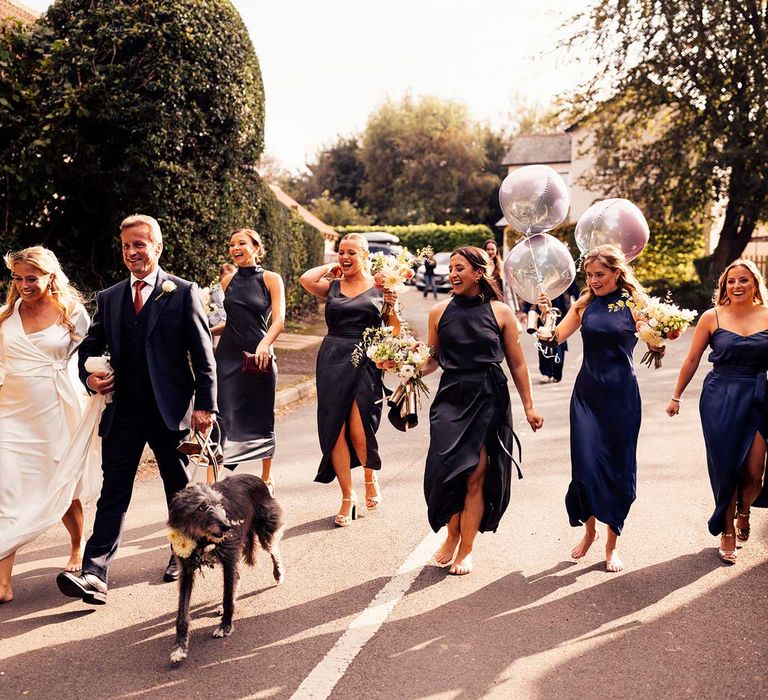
xmin=78 ymin=268 xmax=217 ymax=437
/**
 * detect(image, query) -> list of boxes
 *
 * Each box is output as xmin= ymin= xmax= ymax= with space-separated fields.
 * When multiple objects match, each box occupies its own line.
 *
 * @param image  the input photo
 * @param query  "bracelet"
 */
xmin=670 ymin=397 xmax=681 ymax=403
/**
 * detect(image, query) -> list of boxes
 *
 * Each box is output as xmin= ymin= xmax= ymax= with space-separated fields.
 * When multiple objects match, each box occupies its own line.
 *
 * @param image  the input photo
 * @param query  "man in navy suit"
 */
xmin=57 ymin=214 xmax=216 ymax=604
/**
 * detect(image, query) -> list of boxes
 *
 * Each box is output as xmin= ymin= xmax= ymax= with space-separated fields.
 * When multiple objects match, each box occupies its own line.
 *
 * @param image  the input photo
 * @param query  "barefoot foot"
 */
xmin=448 ymin=553 xmax=473 ymax=576
xmin=435 ymin=534 xmax=460 ymax=566
xmin=571 ymin=530 xmax=599 ymax=559
xmin=605 ymin=549 xmax=624 ymax=572
xmin=0 ymin=585 xmax=13 ymax=604
xmin=64 ymin=545 xmax=83 ymax=573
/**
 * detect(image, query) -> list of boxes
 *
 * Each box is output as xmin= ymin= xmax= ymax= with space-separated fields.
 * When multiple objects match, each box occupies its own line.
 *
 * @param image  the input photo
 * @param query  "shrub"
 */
xmin=0 ymin=0 xmax=322 ymax=317
xmin=337 ymin=223 xmax=494 ymax=253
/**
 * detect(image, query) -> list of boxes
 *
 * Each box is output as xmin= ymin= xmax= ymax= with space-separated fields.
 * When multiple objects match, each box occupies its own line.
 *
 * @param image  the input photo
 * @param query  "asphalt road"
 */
xmin=1 ymin=289 xmax=767 ymax=699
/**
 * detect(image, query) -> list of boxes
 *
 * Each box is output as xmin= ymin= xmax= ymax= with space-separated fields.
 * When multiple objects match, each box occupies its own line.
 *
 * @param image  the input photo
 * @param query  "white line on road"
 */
xmin=289 ymin=529 xmax=443 ymax=700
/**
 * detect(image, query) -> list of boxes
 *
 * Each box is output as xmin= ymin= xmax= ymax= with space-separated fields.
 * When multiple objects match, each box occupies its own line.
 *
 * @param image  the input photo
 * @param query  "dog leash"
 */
xmin=178 ymin=418 xmax=224 ymax=483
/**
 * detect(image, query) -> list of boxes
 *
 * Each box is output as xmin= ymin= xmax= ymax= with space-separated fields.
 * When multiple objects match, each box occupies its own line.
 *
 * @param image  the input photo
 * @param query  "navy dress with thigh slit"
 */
xmin=566 ymin=289 xmax=641 ymax=535
xmin=699 ymin=325 xmax=768 ymax=535
xmin=314 ymin=280 xmax=385 ymax=483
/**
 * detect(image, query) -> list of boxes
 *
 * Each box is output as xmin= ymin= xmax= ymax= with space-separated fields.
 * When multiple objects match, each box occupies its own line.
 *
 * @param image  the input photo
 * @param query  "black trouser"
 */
xmin=82 ymin=398 xmax=189 ymax=583
xmin=538 ymin=344 xmax=565 ymax=382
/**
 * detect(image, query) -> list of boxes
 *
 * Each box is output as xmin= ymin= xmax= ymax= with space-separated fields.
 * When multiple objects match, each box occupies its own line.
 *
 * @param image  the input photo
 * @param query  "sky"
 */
xmin=24 ymin=0 xmax=589 ymax=172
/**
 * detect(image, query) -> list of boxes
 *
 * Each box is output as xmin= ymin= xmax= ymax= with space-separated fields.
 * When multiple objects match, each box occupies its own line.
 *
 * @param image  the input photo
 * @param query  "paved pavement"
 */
xmin=1 ymin=290 xmax=767 ymax=699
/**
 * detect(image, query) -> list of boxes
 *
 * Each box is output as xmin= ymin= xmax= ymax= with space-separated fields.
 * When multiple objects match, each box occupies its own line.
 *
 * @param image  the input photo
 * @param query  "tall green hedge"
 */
xmin=337 ymin=223 xmax=494 ymax=253
xmin=0 ymin=0 xmax=322 ymax=317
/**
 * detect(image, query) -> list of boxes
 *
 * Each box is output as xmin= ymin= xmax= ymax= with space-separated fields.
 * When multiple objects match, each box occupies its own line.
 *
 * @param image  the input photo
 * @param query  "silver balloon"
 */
xmin=503 ymin=233 xmax=576 ymax=305
xmin=499 ymin=164 xmax=570 ymax=235
xmin=574 ymin=198 xmax=649 ymax=261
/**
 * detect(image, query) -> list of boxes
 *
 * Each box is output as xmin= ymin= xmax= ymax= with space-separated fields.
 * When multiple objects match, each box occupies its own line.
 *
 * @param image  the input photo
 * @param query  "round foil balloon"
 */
xmin=503 ymin=233 xmax=576 ymax=304
xmin=499 ymin=164 xmax=570 ymax=235
xmin=574 ymin=198 xmax=649 ymax=261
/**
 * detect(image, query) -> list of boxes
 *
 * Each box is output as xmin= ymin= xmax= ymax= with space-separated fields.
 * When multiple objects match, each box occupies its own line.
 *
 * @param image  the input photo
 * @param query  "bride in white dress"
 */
xmin=0 ymin=246 xmax=93 ymax=604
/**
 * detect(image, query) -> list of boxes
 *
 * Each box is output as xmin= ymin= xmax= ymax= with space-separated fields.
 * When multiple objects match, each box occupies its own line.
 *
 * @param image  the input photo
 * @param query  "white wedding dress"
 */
xmin=0 ymin=300 xmax=103 ymax=559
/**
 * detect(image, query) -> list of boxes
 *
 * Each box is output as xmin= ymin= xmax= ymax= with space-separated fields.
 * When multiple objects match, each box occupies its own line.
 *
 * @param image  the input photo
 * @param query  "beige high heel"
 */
xmin=718 ymin=533 xmax=737 ymax=564
xmin=264 ymin=478 xmax=275 ymax=497
xmin=364 ymin=475 xmax=382 ymax=510
xmin=334 ymin=492 xmax=358 ymax=528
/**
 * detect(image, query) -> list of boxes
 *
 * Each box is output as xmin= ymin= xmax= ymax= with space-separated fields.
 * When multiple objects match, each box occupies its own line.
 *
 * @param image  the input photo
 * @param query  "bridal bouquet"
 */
xmin=610 ymin=292 xmax=698 ymax=368
xmin=84 ymin=353 xmax=114 ymax=402
xmin=351 ymin=326 xmax=431 ymax=429
xmin=368 ymin=246 xmax=432 ymax=322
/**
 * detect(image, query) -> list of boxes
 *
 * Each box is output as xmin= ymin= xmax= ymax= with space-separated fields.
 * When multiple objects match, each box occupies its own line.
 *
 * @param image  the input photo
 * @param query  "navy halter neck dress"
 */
xmin=566 ymin=289 xmax=641 ymax=535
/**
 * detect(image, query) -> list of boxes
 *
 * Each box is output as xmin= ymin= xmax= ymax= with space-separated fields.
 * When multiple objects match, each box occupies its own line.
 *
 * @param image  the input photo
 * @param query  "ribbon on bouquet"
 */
xmin=381 ymin=377 xmax=429 ymax=432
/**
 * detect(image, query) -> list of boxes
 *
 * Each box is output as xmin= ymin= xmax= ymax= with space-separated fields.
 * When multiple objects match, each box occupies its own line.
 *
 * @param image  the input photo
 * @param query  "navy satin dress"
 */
xmin=216 ymin=266 xmax=277 ymax=468
xmin=424 ymin=295 xmax=520 ymax=533
xmin=700 ymin=326 xmax=768 ymax=535
xmin=566 ymin=289 xmax=640 ymax=535
xmin=314 ymin=280 xmax=385 ymax=483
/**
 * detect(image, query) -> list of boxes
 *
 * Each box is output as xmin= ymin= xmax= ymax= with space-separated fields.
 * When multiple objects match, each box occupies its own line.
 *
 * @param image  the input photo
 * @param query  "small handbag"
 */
xmin=241 ymin=351 xmax=273 ymax=376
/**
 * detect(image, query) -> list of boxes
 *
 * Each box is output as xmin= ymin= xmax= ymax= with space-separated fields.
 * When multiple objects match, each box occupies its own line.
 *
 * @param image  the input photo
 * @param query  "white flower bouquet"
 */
xmin=351 ymin=326 xmax=431 ymax=428
xmin=368 ymin=246 xmax=432 ymax=321
xmin=84 ymin=353 xmax=114 ymax=402
xmin=610 ymin=292 xmax=698 ymax=368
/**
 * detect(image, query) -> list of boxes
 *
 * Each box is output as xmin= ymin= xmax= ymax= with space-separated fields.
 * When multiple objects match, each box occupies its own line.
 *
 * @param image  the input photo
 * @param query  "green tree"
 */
xmin=0 ymin=0 xmax=318 ymax=297
xmin=359 ymin=95 xmax=500 ymax=225
xmin=286 ymin=135 xmax=366 ymax=206
xmin=307 ymin=191 xmax=370 ymax=227
xmin=566 ymin=1 xmax=768 ymax=281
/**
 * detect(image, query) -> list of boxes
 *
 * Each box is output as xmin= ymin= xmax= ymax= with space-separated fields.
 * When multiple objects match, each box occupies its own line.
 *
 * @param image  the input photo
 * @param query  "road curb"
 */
xmin=275 ymin=378 xmax=316 ymax=409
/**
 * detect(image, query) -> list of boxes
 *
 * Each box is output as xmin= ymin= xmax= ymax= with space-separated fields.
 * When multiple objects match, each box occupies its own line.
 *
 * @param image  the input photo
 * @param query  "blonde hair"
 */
xmin=232 ymin=228 xmax=266 ymax=263
xmin=575 ymin=244 xmax=646 ymax=309
xmin=714 ymin=259 xmax=768 ymax=307
xmin=0 ymin=246 xmax=86 ymax=338
xmin=121 ymin=214 xmax=162 ymax=244
xmin=339 ymin=233 xmax=369 ymax=252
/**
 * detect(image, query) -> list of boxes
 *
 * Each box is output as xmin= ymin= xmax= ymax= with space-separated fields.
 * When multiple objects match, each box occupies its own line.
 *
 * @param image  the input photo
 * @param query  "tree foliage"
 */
xmin=566 ymin=0 xmax=768 ymax=280
xmin=359 ymin=95 xmax=500 ymax=226
xmin=0 ymin=0 xmax=321 ymax=312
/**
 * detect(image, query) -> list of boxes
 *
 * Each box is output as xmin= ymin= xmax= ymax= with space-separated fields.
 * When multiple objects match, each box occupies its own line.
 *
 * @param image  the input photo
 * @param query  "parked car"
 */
xmin=414 ymin=252 xmax=452 ymax=293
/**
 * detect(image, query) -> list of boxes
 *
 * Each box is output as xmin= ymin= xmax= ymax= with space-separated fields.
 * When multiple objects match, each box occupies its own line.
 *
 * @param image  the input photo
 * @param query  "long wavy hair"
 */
xmin=232 ymin=228 xmax=266 ymax=263
xmin=574 ymin=244 xmax=646 ymax=309
xmin=451 ymin=246 xmax=502 ymax=302
xmin=483 ymin=238 xmax=503 ymax=277
xmin=714 ymin=258 xmax=768 ymax=307
xmin=0 ymin=246 xmax=86 ymax=338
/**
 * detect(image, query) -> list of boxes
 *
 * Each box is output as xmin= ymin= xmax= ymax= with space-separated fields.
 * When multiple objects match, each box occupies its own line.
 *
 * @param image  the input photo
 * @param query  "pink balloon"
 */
xmin=574 ymin=199 xmax=649 ymax=261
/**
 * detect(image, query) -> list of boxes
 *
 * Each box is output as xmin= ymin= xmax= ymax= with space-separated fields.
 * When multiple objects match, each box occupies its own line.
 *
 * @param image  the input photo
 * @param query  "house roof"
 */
xmin=0 ymin=0 xmax=40 ymax=24
xmin=268 ymin=184 xmax=339 ymax=241
xmin=502 ymin=133 xmax=571 ymax=166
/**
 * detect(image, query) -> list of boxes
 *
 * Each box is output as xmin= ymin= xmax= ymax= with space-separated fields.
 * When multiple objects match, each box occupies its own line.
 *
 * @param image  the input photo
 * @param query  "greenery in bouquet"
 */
xmin=368 ymin=247 xmax=433 ymax=292
xmin=351 ymin=326 xmax=431 ymax=397
xmin=609 ymin=292 xmax=698 ymax=368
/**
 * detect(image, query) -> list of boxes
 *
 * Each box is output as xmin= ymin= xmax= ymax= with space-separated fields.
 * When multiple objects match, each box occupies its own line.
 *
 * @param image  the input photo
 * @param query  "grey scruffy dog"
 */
xmin=167 ymin=473 xmax=284 ymax=664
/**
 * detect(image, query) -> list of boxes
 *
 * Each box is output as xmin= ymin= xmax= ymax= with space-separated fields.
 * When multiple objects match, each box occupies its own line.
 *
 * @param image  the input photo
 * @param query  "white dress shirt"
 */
xmin=130 ymin=269 xmax=159 ymax=307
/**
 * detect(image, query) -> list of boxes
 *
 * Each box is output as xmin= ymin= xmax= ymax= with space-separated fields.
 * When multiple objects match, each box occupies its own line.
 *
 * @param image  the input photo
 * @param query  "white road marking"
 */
xmin=290 ymin=529 xmax=442 ymax=700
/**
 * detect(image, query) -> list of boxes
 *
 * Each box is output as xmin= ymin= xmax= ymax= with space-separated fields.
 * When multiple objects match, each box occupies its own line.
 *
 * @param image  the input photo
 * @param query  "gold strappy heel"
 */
xmin=334 ymin=492 xmax=358 ymax=528
xmin=718 ymin=533 xmax=737 ymax=564
xmin=364 ymin=475 xmax=382 ymax=510
xmin=735 ymin=510 xmax=750 ymax=543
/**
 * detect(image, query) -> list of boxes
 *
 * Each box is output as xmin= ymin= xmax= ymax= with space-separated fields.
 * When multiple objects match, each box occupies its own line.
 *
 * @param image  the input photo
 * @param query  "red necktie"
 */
xmin=133 ymin=280 xmax=147 ymax=314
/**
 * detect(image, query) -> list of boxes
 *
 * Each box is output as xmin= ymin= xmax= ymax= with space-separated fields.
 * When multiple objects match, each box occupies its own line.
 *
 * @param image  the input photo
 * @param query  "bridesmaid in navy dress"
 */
xmin=667 ymin=259 xmax=768 ymax=564
xmin=538 ymin=245 xmax=652 ymax=572
xmin=422 ymin=247 xmax=543 ymax=575
xmin=212 ymin=229 xmax=285 ymax=493
xmin=300 ymin=234 xmax=397 ymax=526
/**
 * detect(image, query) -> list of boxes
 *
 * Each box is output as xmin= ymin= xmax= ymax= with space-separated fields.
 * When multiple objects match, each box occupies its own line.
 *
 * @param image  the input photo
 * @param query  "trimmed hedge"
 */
xmin=337 ymin=223 xmax=494 ymax=253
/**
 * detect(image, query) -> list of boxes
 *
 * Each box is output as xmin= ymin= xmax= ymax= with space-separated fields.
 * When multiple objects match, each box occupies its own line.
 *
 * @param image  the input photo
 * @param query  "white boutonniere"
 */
xmin=156 ymin=279 xmax=177 ymax=300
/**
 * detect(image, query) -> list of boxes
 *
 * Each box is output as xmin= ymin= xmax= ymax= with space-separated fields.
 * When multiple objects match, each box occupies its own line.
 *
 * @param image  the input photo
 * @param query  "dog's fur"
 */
xmin=167 ymin=473 xmax=284 ymax=664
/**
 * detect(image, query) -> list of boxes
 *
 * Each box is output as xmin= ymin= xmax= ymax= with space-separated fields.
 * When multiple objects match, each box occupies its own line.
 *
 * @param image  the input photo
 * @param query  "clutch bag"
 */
xmin=241 ymin=351 xmax=273 ymax=376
